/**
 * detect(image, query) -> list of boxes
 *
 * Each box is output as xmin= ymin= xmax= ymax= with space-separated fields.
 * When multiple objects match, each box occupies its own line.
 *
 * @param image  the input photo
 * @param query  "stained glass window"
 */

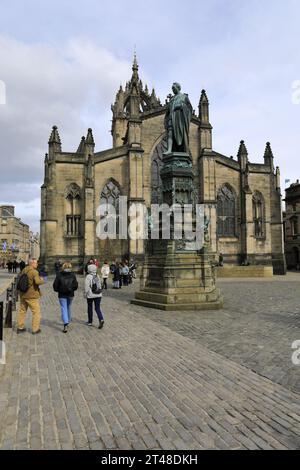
xmin=217 ymin=185 xmax=236 ymax=237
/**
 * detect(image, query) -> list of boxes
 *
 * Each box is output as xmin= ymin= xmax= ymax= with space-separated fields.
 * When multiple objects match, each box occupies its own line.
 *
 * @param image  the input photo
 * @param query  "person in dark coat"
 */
xmin=53 ymin=262 xmax=78 ymax=333
xmin=12 ymin=260 xmax=18 ymax=273
xmin=19 ymin=260 xmax=26 ymax=272
xmin=113 ymin=262 xmax=121 ymax=289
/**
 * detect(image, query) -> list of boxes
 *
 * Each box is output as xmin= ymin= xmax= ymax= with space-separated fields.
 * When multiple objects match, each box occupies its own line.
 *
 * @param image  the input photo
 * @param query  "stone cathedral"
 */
xmin=40 ymin=56 xmax=286 ymax=274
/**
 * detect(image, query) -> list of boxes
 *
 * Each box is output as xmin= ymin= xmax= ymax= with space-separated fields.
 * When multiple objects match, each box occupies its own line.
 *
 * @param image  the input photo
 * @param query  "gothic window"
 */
xmin=100 ymin=180 xmax=121 ymax=232
xmin=151 ymin=136 xmax=167 ymax=204
xmin=291 ymin=217 xmax=298 ymax=236
xmin=252 ymin=191 xmax=265 ymax=238
xmin=65 ymin=183 xmax=81 ymax=236
xmin=217 ymin=185 xmax=236 ymax=237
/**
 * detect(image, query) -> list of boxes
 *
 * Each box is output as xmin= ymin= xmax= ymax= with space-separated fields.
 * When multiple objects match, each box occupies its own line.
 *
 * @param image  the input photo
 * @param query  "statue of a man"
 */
xmin=164 ymin=82 xmax=193 ymax=154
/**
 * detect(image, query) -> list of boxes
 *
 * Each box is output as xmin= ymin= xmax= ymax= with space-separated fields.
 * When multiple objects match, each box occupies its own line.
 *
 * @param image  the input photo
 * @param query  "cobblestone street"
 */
xmin=0 ymin=274 xmax=300 ymax=450
xmin=0 ymin=271 xmax=14 ymax=292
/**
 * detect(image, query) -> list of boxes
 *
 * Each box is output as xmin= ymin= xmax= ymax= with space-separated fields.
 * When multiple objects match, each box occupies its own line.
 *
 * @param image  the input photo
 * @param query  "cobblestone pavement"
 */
xmin=0 ymin=275 xmax=300 ymax=450
xmin=129 ymin=273 xmax=300 ymax=395
xmin=0 ymin=271 xmax=14 ymax=292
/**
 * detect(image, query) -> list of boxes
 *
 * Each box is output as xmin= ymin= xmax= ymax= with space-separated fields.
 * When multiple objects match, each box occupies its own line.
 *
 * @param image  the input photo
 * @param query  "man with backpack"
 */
xmin=53 ymin=262 xmax=78 ymax=333
xmin=84 ymin=264 xmax=104 ymax=329
xmin=16 ymin=258 xmax=45 ymax=334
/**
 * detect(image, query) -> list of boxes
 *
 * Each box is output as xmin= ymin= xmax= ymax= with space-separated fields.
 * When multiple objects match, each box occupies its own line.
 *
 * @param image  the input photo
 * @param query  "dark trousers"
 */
xmin=87 ymin=298 xmax=104 ymax=323
xmin=102 ymin=278 xmax=108 ymax=290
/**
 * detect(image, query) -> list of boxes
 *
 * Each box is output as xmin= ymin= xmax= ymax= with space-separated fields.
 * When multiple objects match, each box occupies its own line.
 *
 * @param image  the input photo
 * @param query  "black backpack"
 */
xmin=91 ymin=275 xmax=102 ymax=294
xmin=17 ymin=273 xmax=29 ymax=293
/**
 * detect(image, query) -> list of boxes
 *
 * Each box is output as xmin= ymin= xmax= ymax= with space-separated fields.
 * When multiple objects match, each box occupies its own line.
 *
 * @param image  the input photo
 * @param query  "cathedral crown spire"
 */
xmin=131 ymin=52 xmax=139 ymax=85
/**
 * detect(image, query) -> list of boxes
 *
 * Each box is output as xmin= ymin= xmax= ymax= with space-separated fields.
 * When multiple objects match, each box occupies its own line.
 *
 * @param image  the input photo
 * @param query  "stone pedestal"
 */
xmin=132 ymin=150 xmax=223 ymax=311
xmin=132 ymin=241 xmax=223 ymax=310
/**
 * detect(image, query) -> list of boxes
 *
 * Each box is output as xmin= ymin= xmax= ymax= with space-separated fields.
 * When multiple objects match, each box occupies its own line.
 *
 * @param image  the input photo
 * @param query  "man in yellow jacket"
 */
xmin=17 ymin=258 xmax=45 ymax=335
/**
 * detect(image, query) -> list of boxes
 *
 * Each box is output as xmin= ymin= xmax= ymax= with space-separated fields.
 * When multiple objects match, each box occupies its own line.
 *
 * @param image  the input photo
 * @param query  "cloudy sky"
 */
xmin=0 ymin=0 xmax=300 ymax=232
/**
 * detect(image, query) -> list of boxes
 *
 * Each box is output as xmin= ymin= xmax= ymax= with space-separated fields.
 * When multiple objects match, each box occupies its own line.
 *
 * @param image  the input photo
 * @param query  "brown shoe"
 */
xmin=32 ymin=329 xmax=41 ymax=335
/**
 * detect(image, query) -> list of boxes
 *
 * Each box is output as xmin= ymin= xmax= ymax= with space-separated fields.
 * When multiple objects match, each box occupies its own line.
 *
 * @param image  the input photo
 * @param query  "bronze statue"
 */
xmin=164 ymin=82 xmax=193 ymax=154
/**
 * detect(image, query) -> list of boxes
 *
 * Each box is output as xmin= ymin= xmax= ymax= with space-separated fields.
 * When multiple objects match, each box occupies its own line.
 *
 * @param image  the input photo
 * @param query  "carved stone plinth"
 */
xmin=132 ymin=241 xmax=223 ymax=311
xmin=132 ymin=150 xmax=223 ymax=311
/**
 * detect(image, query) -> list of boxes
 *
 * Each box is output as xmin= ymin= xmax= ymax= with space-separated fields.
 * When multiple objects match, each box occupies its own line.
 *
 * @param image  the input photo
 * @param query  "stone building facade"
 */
xmin=0 ymin=205 xmax=30 ymax=264
xmin=284 ymin=180 xmax=300 ymax=269
xmin=40 ymin=57 xmax=286 ymax=274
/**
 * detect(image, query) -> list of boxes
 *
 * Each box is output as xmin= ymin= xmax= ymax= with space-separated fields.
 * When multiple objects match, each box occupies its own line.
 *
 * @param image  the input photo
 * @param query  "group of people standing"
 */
xmin=2 ymin=259 xmax=26 ymax=273
xmin=84 ymin=259 xmax=136 ymax=290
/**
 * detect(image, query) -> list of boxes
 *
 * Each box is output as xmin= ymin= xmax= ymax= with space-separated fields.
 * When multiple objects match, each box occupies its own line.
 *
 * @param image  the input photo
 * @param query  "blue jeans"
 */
xmin=59 ymin=298 xmax=73 ymax=325
xmin=87 ymin=298 xmax=104 ymax=324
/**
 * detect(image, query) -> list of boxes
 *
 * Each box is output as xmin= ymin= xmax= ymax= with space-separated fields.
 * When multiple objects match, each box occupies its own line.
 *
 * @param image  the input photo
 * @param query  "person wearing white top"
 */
xmin=101 ymin=261 xmax=110 ymax=290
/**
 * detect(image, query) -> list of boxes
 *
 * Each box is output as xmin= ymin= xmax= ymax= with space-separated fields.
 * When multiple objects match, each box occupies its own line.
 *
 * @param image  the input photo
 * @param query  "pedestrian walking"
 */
xmin=85 ymin=264 xmax=105 ymax=329
xmin=101 ymin=260 xmax=110 ymax=290
xmin=12 ymin=260 xmax=18 ymax=273
xmin=53 ymin=262 xmax=78 ymax=333
xmin=16 ymin=258 xmax=44 ymax=334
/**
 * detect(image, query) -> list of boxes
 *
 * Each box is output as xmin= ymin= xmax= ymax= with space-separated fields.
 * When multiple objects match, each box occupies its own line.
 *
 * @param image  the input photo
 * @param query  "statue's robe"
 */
xmin=165 ymin=93 xmax=192 ymax=152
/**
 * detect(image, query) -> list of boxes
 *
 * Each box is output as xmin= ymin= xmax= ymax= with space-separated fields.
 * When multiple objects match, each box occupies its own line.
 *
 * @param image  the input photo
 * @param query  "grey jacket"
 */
xmin=84 ymin=264 xmax=102 ymax=299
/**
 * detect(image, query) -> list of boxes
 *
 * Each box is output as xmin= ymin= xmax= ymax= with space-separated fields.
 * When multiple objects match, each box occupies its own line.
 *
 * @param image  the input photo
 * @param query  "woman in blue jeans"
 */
xmin=53 ymin=262 xmax=78 ymax=333
xmin=84 ymin=264 xmax=104 ymax=329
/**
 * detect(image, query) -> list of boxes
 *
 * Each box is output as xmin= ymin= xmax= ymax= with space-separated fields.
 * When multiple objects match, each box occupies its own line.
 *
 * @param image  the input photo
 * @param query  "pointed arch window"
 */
xmin=217 ymin=185 xmax=236 ymax=237
xmin=100 ymin=180 xmax=121 ymax=233
xmin=252 ymin=191 xmax=265 ymax=238
xmin=65 ymin=183 xmax=81 ymax=236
